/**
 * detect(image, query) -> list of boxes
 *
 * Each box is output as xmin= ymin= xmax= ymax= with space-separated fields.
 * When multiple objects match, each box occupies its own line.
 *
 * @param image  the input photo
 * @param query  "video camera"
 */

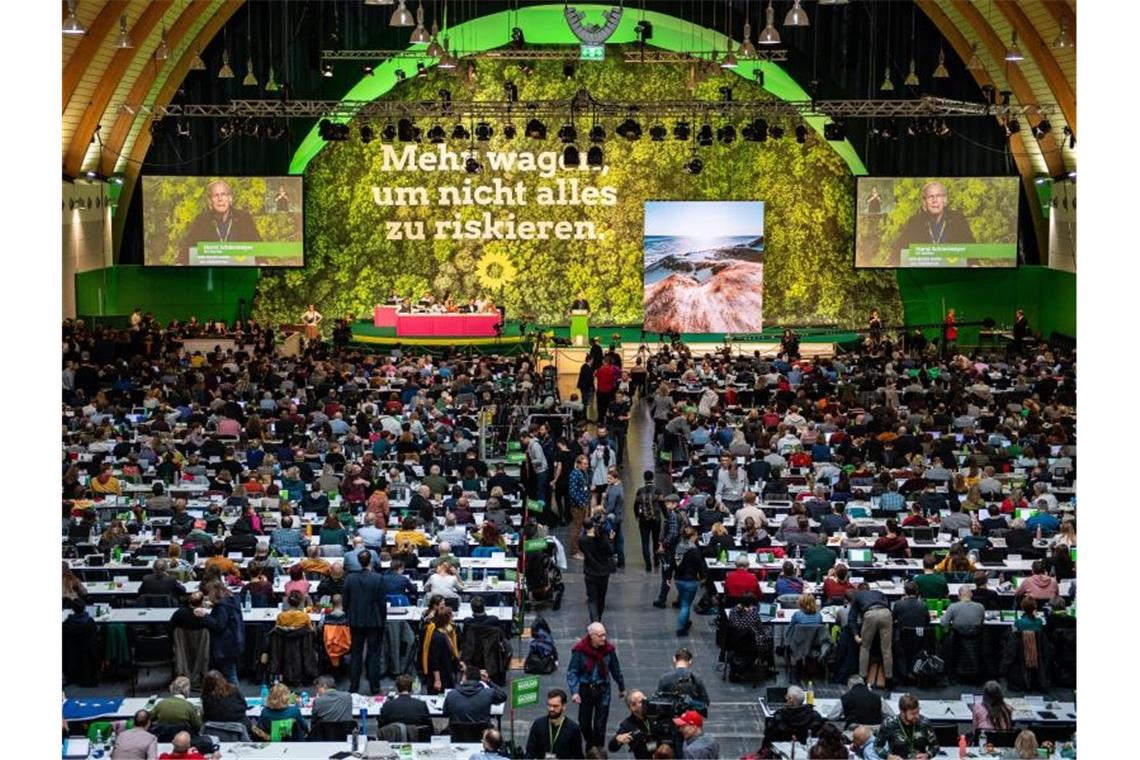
xmin=643 ymin=698 xmax=684 ymax=743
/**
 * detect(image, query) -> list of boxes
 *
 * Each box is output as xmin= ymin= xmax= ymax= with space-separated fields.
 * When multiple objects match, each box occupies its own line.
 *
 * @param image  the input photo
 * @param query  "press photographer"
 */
xmin=608 ymin=690 xmax=658 ymax=759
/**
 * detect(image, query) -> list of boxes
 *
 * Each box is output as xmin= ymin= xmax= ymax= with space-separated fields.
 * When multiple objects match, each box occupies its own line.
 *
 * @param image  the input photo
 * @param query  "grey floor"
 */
xmin=72 ymin=396 xmax=1074 ymax=757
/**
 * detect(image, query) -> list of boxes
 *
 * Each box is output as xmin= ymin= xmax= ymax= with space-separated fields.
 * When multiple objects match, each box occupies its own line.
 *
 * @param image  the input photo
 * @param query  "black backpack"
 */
xmin=635 ymin=485 xmax=659 ymax=523
xmin=524 ymin=616 xmax=559 ymax=675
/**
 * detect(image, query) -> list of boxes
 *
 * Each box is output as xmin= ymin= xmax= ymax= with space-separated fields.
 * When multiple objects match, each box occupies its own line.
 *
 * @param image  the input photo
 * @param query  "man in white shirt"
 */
xmin=1031 ymin=481 xmax=1059 ymax=512
xmin=715 ymin=459 xmax=749 ymax=513
xmin=734 ymin=491 xmax=767 ymax=529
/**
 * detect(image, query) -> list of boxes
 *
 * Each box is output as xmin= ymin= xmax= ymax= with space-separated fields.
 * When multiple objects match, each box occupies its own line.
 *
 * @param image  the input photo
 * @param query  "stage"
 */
xmin=349 ymin=320 xmax=856 ymax=357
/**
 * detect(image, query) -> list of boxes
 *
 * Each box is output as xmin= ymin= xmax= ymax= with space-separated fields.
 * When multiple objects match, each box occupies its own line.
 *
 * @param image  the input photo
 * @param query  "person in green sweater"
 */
xmin=913 ymin=554 xmax=949 ymax=600
xmin=150 ymin=676 xmax=203 ymax=731
xmin=319 ymin=514 xmax=350 ymax=546
xmin=803 ymin=543 xmax=837 ymax=582
xmin=1014 ymin=596 xmax=1045 ymax=631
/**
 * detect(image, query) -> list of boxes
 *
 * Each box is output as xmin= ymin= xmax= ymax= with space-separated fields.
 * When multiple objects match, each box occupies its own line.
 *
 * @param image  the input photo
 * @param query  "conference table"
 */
xmin=66 ymin=603 xmax=514 ymax=626
xmin=760 ymin=697 xmax=1076 ymax=722
xmin=68 ymin=555 xmax=519 ymax=575
xmin=713 ymin=579 xmax=1074 ymax=601
xmin=703 ymin=554 xmax=1038 ymax=575
xmin=81 ymin=575 xmax=518 ymax=600
xmin=373 ymin=305 xmax=501 ymax=338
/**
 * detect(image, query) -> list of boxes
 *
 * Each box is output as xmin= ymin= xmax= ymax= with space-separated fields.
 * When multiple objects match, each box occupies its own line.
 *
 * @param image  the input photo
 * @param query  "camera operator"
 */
xmin=653 ymin=648 xmax=709 ymax=717
xmin=608 ymin=690 xmax=657 ymax=759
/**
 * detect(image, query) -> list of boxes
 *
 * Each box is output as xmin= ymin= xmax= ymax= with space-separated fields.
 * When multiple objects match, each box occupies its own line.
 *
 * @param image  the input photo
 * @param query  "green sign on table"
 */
xmin=526 ymin=499 xmax=545 ymax=514
xmin=524 ymin=538 xmax=548 ymax=553
xmin=511 ymin=675 xmax=541 ymax=708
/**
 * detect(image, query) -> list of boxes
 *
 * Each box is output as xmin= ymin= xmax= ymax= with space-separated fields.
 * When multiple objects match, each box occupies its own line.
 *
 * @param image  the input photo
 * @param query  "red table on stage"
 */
xmin=373 ymin=305 xmax=500 ymax=337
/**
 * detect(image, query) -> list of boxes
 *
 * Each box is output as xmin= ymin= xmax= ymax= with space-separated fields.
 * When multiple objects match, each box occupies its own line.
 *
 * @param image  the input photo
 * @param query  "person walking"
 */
xmin=567 ymin=623 xmax=626 ymax=752
xmin=568 ymin=455 xmax=592 ymax=560
xmin=653 ymin=494 xmax=684 ymax=608
xmin=672 ymin=527 xmax=706 ymax=637
xmin=581 ymin=507 xmax=616 ymax=622
xmin=633 ymin=471 xmax=663 ymax=573
xmin=342 ymin=549 xmax=388 ymax=694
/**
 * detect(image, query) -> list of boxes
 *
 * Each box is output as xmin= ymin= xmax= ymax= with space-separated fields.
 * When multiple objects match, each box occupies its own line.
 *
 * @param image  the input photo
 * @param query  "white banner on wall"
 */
xmin=1048 ymin=180 xmax=1076 ymax=274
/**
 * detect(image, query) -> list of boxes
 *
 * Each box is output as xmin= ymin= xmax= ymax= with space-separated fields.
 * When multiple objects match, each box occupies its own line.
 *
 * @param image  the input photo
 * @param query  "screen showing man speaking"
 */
xmin=855 ymin=176 xmax=1019 ymax=268
xmin=142 ymin=176 xmax=304 ymax=266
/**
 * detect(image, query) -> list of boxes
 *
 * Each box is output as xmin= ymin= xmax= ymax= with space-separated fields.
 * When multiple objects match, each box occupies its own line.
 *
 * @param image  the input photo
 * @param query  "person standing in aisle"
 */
xmin=581 ymin=507 xmax=616 ymax=622
xmin=567 ymin=622 xmax=626 ymax=752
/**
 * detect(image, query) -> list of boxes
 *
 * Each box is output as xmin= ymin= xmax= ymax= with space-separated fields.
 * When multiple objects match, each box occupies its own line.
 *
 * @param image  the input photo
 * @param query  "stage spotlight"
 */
xmin=322 ymin=62 xmax=334 ymax=78
xmin=511 ymin=26 xmax=526 ymax=47
xmin=635 ymin=19 xmax=653 ymax=43
xmin=563 ymin=63 xmax=575 ymax=80
xmin=589 ymin=124 xmax=606 ymax=143
xmin=934 ymin=119 xmax=952 ymax=138
xmin=616 ymin=118 xmax=642 ymax=140
xmin=427 ymin=124 xmax=446 ymax=143
xmin=525 ymin=118 xmax=547 ymax=139
xmin=394 ymin=69 xmax=407 ymax=81
xmin=503 ymin=123 xmax=517 ymax=139
xmin=558 ymin=123 xmax=578 ymax=144
xmin=743 ymin=118 xmax=768 ymax=142
xmin=1005 ymin=119 xmax=1021 ymax=137
xmin=1032 ymin=119 xmax=1052 ymax=139
xmin=683 ymin=155 xmax=704 ymax=174
xmin=381 ymin=123 xmax=397 ymax=141
xmin=397 ymin=118 xmax=418 ymax=142
xmin=587 ymin=145 xmax=604 ymax=167
xmin=823 ymin=120 xmax=846 ymax=141
xmin=717 ymin=124 xmax=737 ymax=144
xmin=475 ymin=122 xmax=494 ymax=141
xmin=697 ymin=124 xmax=714 ymax=147
xmin=451 ymin=123 xmax=470 ymax=140
xmin=562 ymin=144 xmax=580 ymax=167
xmin=795 ymin=125 xmax=808 ymax=144
xmin=359 ymin=125 xmax=374 ymax=144
xmin=465 ymin=155 xmax=482 ymax=174
xmin=649 ymin=124 xmax=667 ymax=141
xmin=673 ymin=121 xmax=691 ymax=140
xmin=362 ymin=64 xmax=375 ymax=77
xmin=503 ymin=81 xmax=518 ymax=102
xmin=769 ymin=125 xmax=785 ymax=139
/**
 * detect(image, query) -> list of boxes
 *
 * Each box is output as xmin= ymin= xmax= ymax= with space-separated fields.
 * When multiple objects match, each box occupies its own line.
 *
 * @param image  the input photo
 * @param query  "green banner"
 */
xmin=511 ymin=675 xmax=541 ymax=708
xmin=901 ymin=243 xmax=1016 ymax=268
xmin=524 ymin=537 xmax=548 ymax=553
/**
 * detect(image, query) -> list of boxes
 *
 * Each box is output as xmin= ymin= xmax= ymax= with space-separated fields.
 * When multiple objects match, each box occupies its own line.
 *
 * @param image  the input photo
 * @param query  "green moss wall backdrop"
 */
xmin=253 ymin=54 xmax=901 ymax=329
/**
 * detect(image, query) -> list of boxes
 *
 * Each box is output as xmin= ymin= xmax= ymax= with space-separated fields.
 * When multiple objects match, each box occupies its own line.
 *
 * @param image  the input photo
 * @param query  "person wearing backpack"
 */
xmin=524 ymin=616 xmax=559 ymax=675
xmin=653 ymin=648 xmax=709 ymax=716
xmin=634 ymin=471 xmax=662 ymax=573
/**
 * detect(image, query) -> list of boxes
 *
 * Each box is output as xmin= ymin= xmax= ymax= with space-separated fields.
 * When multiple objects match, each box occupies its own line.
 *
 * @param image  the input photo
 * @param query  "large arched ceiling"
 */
xmin=62 ymin=1 xmax=1076 ymax=183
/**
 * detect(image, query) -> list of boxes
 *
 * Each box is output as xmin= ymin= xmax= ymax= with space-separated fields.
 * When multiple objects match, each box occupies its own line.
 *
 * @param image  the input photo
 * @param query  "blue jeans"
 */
xmin=675 ymin=580 xmax=699 ymax=632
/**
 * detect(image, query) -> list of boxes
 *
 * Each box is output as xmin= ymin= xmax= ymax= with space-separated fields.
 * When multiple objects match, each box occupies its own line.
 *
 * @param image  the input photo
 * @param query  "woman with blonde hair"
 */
xmin=253 ymin=682 xmax=307 ymax=741
xmin=790 ymin=592 xmax=822 ymax=624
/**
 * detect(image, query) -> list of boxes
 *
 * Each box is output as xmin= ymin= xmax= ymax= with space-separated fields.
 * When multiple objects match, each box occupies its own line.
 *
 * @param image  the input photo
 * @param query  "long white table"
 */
xmin=83 ymin=576 xmax=517 ymax=598
xmin=66 ymin=604 xmax=514 ymax=625
xmin=761 ymin=697 xmax=1075 ymax=722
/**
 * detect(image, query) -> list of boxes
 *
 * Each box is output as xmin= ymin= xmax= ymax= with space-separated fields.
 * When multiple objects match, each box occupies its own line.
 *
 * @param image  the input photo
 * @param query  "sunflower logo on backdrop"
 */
xmin=475 ymin=251 xmax=517 ymax=290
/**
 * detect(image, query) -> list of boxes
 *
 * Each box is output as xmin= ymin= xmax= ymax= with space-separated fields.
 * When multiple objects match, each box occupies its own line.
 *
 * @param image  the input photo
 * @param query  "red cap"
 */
xmin=672 ymin=710 xmax=703 ymax=728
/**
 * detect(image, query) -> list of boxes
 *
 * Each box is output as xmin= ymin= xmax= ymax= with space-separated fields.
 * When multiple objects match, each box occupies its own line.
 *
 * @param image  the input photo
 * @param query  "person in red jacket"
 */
xmin=724 ymin=555 xmax=761 ymax=599
xmin=158 ymin=731 xmax=213 ymax=759
xmin=594 ymin=356 xmax=622 ymax=425
xmin=873 ymin=519 xmax=911 ymax=559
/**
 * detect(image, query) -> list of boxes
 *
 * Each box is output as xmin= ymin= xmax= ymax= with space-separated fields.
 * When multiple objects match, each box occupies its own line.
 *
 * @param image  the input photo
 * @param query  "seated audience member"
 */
xmin=276 ymin=590 xmax=314 ymax=630
xmin=872 ymin=519 xmax=910 ymax=558
xmin=872 ymin=694 xmax=939 ymax=759
xmin=940 ymin=587 xmax=986 ymax=633
xmin=970 ymin=681 xmax=1013 ymax=732
xmin=138 ymin=559 xmax=186 ymax=598
xmin=822 ymin=564 xmax=854 ymax=603
xmin=789 ymin=593 xmax=822 ymax=625
xmin=825 ymin=676 xmax=894 ymax=727
xmin=970 ymin=571 xmax=1001 ymax=611
xmin=724 ymin=555 xmax=761 ymax=599
xmin=378 ymin=674 xmax=434 ymax=732
xmin=157 ymin=731 xmax=207 ymax=760
xmin=201 ymin=669 xmax=250 ymax=728
xmin=1015 ymin=560 xmax=1060 ymax=601
xmin=312 ymin=674 xmax=354 ymax=725
xmin=774 ymin=561 xmax=805 ymax=596
xmin=764 ymin=685 xmax=825 ymax=744
xmin=110 ymin=710 xmax=158 ymax=760
xmin=150 ymin=676 xmax=202 ymax=732
xmin=252 ymin=682 xmax=307 ymax=741
xmin=913 ymin=555 xmax=949 ymax=599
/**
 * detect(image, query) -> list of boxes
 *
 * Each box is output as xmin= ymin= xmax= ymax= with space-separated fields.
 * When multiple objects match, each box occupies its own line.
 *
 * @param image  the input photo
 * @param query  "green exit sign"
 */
xmin=580 ymin=44 xmax=605 ymax=61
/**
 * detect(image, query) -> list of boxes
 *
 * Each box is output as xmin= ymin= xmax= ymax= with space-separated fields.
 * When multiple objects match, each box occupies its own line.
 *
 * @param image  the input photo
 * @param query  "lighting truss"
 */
xmin=320 ymin=47 xmax=788 ymax=63
xmin=126 ymin=95 xmax=1062 ymax=122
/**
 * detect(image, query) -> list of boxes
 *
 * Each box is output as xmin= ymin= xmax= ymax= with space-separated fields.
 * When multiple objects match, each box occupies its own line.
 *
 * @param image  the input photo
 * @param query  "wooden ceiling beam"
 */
xmin=945 ymin=0 xmax=1066 ymax=179
xmin=1040 ymin=0 xmax=1076 ymax=46
xmin=62 ymin=0 xmax=129 ymax=113
xmin=994 ymin=0 xmax=1075 ymax=135
xmin=96 ymin=0 xmax=212 ymax=177
xmin=112 ymin=0 xmax=245 ymax=259
xmin=64 ymin=0 xmax=170 ymax=177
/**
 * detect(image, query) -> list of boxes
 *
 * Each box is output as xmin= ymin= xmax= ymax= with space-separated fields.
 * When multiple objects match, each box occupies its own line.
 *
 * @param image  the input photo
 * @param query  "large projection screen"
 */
xmin=643 ymin=200 xmax=765 ymax=333
xmin=855 ymin=176 xmax=1019 ymax=268
xmin=142 ymin=176 xmax=304 ymax=267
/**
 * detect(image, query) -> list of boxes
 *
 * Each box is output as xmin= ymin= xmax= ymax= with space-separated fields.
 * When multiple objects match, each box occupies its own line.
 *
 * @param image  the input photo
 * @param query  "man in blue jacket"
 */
xmin=567 ymin=622 xmax=626 ymax=751
xmin=343 ymin=550 xmax=388 ymax=694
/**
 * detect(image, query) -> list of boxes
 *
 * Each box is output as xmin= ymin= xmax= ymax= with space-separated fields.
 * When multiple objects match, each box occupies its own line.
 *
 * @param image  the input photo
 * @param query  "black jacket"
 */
xmin=202 ymin=690 xmax=250 ymax=725
xmin=442 ymin=680 xmax=507 ymax=725
xmin=266 ymin=626 xmax=319 ymax=686
xmin=138 ymin=574 xmax=186 ymax=598
xmin=764 ymin=704 xmax=826 ymax=744
xmin=378 ymin=694 xmax=433 ymax=732
xmin=607 ymin=713 xmax=656 ymax=758
xmin=580 ymin=531 xmax=613 ymax=577
xmin=839 ymin=684 xmax=882 ymax=726
xmin=460 ymin=619 xmax=512 ymax=684
xmin=343 ymin=569 xmax=388 ymax=628
xmin=526 ymin=716 xmax=585 ymax=760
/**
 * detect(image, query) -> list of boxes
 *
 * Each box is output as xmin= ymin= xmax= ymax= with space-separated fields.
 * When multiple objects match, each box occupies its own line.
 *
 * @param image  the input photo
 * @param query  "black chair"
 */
xmin=130 ymin=633 xmax=174 ymax=695
xmin=136 ymin=594 xmax=178 ymax=609
xmin=448 ymin=722 xmax=488 ymax=743
xmin=309 ymin=720 xmax=358 ymax=741
xmin=1026 ymin=723 xmax=1076 ymax=744
xmin=62 ymin=617 xmax=101 ymax=687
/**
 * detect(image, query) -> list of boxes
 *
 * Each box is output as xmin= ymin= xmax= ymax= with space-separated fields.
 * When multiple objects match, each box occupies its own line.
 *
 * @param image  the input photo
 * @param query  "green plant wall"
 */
xmin=254 ymin=54 xmax=901 ymax=329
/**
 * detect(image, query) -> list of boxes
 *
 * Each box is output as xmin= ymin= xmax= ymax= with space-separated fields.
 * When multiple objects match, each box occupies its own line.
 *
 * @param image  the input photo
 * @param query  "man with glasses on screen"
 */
xmin=892 ymin=181 xmax=975 ymax=266
xmin=179 ymin=179 xmax=261 ymax=264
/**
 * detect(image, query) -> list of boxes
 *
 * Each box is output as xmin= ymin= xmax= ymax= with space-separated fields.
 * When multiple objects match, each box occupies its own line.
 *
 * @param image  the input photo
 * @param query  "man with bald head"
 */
xmin=567 ymin=622 xmax=626 ymax=751
xmin=157 ymin=730 xmax=210 ymax=759
xmin=178 ymin=179 xmax=261 ymax=265
xmin=608 ymin=690 xmax=657 ymax=758
xmin=892 ymin=180 xmax=975 ymax=266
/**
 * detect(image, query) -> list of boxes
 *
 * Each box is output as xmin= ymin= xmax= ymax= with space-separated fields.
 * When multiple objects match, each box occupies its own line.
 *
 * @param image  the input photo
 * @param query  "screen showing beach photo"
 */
xmin=643 ymin=200 xmax=765 ymax=333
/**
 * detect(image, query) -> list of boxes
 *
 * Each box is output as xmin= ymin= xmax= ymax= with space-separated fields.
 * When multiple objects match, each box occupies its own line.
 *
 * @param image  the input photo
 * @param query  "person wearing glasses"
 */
xmin=179 ymin=179 xmax=261 ymax=264
xmin=892 ymin=181 xmax=975 ymax=266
